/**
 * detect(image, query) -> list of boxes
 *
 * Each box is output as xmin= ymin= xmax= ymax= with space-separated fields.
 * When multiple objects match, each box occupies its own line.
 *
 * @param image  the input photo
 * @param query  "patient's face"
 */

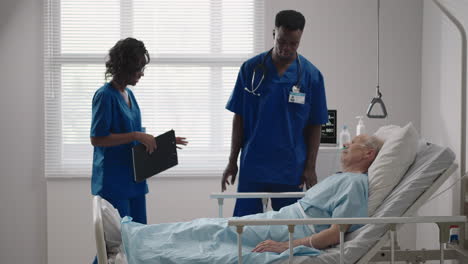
xmin=341 ymin=135 xmax=369 ymax=165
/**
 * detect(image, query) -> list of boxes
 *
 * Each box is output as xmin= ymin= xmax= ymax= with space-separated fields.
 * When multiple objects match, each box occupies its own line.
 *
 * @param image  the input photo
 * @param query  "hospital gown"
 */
xmin=121 ymin=172 xmax=368 ymax=264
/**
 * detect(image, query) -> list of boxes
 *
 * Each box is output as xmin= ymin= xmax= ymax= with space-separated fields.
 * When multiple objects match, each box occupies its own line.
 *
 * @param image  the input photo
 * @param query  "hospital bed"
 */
xmin=211 ymin=140 xmax=468 ymax=264
xmin=93 ymin=140 xmax=468 ymax=264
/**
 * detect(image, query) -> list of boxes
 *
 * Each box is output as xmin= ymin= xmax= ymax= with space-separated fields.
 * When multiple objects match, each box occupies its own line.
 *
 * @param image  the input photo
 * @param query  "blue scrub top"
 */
xmin=226 ymin=51 xmax=328 ymax=185
xmin=90 ymin=82 xmax=148 ymax=199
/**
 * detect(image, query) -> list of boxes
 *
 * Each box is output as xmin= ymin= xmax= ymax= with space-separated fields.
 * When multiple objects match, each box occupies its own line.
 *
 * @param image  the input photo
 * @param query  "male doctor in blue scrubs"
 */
xmin=222 ymin=10 xmax=328 ymax=216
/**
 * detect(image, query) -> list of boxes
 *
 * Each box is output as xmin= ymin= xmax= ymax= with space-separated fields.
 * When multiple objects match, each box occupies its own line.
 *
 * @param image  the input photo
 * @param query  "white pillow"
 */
xmin=367 ymin=123 xmax=419 ymax=216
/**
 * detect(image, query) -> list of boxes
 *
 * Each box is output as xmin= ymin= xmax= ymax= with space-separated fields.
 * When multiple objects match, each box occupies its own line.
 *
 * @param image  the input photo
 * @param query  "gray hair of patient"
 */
xmin=362 ymin=135 xmax=384 ymax=155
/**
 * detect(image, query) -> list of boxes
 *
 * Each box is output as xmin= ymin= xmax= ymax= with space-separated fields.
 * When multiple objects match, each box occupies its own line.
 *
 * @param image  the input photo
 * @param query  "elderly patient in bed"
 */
xmin=119 ymin=134 xmax=383 ymax=264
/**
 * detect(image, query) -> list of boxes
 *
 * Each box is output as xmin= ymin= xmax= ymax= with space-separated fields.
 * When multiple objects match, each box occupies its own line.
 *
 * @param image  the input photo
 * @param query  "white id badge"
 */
xmin=289 ymin=92 xmax=305 ymax=104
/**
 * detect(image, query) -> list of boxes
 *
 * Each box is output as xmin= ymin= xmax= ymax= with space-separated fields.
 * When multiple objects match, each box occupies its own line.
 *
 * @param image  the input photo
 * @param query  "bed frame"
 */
xmin=93 ymin=195 xmax=108 ymax=264
xmin=93 ymin=164 xmax=468 ymax=264
xmin=217 ymin=163 xmax=468 ymax=264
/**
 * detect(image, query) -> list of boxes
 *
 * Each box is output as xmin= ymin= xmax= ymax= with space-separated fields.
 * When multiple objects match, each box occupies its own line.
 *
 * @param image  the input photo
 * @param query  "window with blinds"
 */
xmin=44 ymin=0 xmax=265 ymax=177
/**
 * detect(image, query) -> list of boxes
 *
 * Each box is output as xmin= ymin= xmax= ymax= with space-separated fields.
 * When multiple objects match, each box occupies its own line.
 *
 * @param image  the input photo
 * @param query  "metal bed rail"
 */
xmin=210 ymin=192 xmax=305 ymax=217
xmin=228 ymin=216 xmax=467 ymax=264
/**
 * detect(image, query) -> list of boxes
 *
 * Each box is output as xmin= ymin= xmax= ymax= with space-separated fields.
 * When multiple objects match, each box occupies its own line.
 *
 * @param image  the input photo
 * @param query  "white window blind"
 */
xmin=44 ymin=0 xmax=265 ymax=177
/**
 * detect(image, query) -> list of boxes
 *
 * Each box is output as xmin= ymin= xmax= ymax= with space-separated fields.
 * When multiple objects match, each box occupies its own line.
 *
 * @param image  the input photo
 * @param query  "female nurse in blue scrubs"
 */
xmin=90 ymin=38 xmax=188 ymax=225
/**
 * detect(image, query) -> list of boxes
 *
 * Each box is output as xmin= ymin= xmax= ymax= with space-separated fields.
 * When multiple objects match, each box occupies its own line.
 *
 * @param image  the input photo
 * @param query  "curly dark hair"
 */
xmin=275 ymin=10 xmax=306 ymax=31
xmin=105 ymin=37 xmax=150 ymax=82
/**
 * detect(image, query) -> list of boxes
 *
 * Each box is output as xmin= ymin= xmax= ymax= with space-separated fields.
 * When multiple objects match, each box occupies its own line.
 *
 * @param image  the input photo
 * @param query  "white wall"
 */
xmin=420 ymin=0 xmax=468 ymax=255
xmin=0 ymin=0 xmax=47 ymax=263
xmin=0 ymin=0 xmax=424 ymax=263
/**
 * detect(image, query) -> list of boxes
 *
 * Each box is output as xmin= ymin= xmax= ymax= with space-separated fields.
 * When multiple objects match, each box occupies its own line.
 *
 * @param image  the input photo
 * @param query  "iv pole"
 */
xmin=432 ymin=0 xmax=467 ymax=246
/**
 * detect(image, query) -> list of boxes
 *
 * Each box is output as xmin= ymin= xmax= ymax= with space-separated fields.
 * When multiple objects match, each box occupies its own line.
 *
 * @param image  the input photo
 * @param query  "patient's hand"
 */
xmin=252 ymin=240 xmax=288 ymax=253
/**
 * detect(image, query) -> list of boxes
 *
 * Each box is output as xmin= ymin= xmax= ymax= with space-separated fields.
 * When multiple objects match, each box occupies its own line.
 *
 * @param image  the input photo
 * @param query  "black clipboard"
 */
xmin=132 ymin=130 xmax=178 ymax=183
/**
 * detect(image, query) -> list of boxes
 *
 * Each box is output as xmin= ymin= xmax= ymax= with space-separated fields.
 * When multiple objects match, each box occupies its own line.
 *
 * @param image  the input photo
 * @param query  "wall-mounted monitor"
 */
xmin=321 ymin=110 xmax=337 ymax=145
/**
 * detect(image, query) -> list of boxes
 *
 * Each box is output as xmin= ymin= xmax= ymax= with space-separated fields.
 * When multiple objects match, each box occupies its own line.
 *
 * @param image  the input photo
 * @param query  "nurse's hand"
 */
xmin=252 ymin=240 xmax=288 ymax=253
xmin=175 ymin=137 xmax=188 ymax=149
xmin=134 ymin=132 xmax=157 ymax=154
xmin=221 ymin=162 xmax=238 ymax=192
xmin=300 ymin=169 xmax=318 ymax=190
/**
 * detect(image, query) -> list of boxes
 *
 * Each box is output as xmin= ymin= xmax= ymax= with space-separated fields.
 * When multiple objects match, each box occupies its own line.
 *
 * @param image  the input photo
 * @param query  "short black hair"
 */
xmin=275 ymin=10 xmax=305 ymax=31
xmin=105 ymin=37 xmax=150 ymax=81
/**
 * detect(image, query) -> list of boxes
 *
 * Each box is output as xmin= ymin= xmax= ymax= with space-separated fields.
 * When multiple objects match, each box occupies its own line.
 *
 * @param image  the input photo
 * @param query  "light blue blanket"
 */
xmin=121 ymin=172 xmax=368 ymax=264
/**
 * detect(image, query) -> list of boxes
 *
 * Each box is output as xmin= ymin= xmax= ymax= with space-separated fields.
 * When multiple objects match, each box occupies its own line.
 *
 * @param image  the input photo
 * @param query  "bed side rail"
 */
xmin=210 ymin=192 xmax=305 ymax=217
xmin=228 ymin=216 xmax=467 ymax=264
xmin=93 ymin=196 xmax=108 ymax=264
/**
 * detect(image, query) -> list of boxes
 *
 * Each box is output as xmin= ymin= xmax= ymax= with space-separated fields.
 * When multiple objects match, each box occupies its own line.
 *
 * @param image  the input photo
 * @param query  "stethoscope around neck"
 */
xmin=244 ymin=48 xmax=303 ymax=96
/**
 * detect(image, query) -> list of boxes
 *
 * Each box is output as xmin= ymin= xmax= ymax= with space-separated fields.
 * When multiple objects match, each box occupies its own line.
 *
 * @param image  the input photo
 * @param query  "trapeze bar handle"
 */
xmin=367 ymin=97 xmax=388 ymax=118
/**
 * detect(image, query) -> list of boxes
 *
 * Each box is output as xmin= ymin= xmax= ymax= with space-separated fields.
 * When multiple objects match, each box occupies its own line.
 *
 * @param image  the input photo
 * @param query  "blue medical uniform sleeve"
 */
xmin=226 ymin=62 xmax=248 ymax=116
xmin=308 ymin=71 xmax=328 ymax=125
xmin=91 ymin=90 xmax=112 ymax=137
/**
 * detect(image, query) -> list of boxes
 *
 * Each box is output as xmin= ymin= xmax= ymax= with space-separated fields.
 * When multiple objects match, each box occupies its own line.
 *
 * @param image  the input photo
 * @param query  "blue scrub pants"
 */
xmin=233 ymin=180 xmax=302 ymax=217
xmin=104 ymin=195 xmax=148 ymax=224
xmin=92 ymin=194 xmax=147 ymax=264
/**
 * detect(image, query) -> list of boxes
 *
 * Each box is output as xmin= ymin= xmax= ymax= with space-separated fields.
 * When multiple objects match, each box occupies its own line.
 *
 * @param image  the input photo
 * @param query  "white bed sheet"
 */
xmin=276 ymin=140 xmax=456 ymax=264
